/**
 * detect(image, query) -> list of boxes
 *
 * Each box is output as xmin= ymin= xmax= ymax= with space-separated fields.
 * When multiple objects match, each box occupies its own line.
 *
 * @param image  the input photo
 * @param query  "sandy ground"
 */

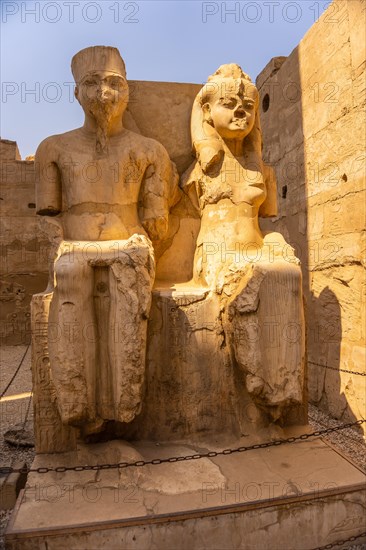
xmin=0 ymin=345 xmax=365 ymax=549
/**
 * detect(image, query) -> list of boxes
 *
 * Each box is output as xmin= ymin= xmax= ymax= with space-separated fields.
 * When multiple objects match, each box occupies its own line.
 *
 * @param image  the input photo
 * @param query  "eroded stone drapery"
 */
xmin=49 ymin=235 xmax=155 ymax=429
xmin=182 ymin=63 xmax=305 ymax=421
xmin=34 ymin=46 xmax=180 ymax=437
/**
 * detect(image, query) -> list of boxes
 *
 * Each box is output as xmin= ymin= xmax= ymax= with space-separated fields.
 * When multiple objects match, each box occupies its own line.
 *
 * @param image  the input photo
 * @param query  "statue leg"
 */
xmin=107 ymin=236 xmax=155 ymax=423
xmin=49 ymin=249 xmax=98 ymax=428
xmin=226 ymin=260 xmax=306 ymax=422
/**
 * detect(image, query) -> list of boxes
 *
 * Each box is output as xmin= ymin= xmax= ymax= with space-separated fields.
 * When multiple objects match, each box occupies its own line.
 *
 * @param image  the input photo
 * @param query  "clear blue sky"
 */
xmin=1 ymin=0 xmax=326 ymax=158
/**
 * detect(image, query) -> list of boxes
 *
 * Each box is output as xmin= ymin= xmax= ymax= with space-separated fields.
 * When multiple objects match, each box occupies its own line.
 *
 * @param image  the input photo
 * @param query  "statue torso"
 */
xmin=185 ymin=154 xmax=268 ymax=286
xmin=198 ymin=156 xmax=266 ymax=210
xmin=47 ymin=129 xmax=159 ymax=241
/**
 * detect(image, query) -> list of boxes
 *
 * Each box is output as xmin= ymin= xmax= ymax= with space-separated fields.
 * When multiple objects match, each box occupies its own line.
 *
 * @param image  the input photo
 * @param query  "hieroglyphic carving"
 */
xmin=31 ymin=293 xmax=76 ymax=453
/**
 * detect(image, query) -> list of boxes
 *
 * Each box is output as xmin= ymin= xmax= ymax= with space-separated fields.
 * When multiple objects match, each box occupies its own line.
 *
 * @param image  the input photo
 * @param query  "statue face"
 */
xmin=204 ymin=86 xmax=256 ymax=141
xmin=75 ymin=70 xmax=129 ymax=121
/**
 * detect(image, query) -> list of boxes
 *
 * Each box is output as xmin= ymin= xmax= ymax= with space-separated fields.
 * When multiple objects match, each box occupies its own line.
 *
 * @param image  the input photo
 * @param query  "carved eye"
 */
xmin=220 ymin=97 xmax=236 ymax=109
xmin=108 ymin=78 xmax=118 ymax=87
xmin=244 ymin=101 xmax=255 ymax=110
xmin=107 ymin=77 xmax=125 ymax=90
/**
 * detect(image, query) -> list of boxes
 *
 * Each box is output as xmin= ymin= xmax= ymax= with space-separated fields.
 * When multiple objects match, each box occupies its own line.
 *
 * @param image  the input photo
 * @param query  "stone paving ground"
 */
xmin=0 ymin=345 xmax=365 ymax=550
xmin=0 ymin=345 xmax=35 ymax=550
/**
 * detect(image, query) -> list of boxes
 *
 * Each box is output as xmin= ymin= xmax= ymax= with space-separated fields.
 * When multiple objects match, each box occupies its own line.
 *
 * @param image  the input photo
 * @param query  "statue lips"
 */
xmin=231 ymin=118 xmax=246 ymax=125
xmin=230 ymin=118 xmax=249 ymax=132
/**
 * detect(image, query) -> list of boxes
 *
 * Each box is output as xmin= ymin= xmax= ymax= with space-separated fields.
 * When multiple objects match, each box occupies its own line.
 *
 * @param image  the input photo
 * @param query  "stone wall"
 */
xmin=0 ymin=140 xmax=49 ymax=345
xmin=257 ymin=0 xmax=365 ymax=429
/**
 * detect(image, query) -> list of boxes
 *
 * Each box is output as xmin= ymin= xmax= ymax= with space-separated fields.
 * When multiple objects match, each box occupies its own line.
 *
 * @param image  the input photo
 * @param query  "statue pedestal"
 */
xmin=31 ymin=282 xmax=306 ymax=454
xmin=5 ymin=436 xmax=365 ymax=549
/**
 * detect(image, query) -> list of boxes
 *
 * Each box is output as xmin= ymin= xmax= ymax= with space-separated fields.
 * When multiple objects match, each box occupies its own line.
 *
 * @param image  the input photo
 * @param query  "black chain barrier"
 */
xmin=308 ymin=413 xmax=366 ymax=448
xmin=308 ymin=360 xmax=366 ymax=377
xmin=1 ymin=419 xmax=364 ymax=476
xmin=0 ymin=344 xmax=30 ymax=398
xmin=311 ymin=530 xmax=366 ymax=550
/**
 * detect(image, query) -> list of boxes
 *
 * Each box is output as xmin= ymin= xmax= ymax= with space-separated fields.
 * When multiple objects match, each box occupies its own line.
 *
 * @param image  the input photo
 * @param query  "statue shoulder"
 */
xmin=36 ymin=129 xmax=80 ymax=159
xmin=127 ymin=131 xmax=169 ymax=159
xmin=36 ymin=134 xmax=57 ymax=155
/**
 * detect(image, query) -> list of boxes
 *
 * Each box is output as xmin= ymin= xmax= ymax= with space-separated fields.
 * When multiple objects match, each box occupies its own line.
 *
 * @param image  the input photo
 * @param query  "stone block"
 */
xmin=0 ymin=462 xmax=27 ymax=511
xmin=348 ymin=0 xmax=366 ymax=74
xmin=256 ymin=56 xmax=287 ymax=90
xmin=0 ymin=140 xmax=21 ymax=161
xmin=0 ymin=159 xmax=34 ymax=187
xmin=127 ymin=80 xmax=201 ymax=175
xmin=258 ymin=0 xmax=366 ymax=429
xmin=5 ymin=439 xmax=366 ymax=549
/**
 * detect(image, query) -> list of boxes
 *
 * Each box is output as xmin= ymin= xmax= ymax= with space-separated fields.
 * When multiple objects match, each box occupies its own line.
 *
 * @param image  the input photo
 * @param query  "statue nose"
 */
xmin=98 ymin=86 xmax=111 ymax=100
xmin=234 ymin=106 xmax=245 ymax=117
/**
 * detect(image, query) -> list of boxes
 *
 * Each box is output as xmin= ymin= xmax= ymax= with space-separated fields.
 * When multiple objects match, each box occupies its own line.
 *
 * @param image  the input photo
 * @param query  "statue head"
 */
xmin=200 ymin=64 xmax=258 ymax=141
xmin=72 ymin=46 xmax=129 ymax=152
xmin=191 ymin=64 xmax=262 ymax=173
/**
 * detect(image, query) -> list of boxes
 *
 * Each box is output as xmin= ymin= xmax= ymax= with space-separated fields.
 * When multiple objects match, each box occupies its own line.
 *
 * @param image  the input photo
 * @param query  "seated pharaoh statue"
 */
xmin=182 ymin=64 xmax=305 ymax=423
xmin=35 ymin=46 xmax=180 ymax=438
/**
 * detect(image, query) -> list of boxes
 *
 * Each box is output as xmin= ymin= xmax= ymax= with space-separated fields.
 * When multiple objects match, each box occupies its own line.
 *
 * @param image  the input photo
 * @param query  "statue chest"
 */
xmin=57 ymin=148 xmax=147 ymax=207
xmin=199 ymin=159 xmax=266 ymax=208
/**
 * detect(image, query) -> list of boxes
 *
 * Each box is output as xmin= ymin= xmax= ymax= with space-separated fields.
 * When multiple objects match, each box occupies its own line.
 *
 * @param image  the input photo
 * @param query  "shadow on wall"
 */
xmin=309 ymin=286 xmax=361 ymax=431
xmin=257 ymin=0 xmax=365 ymax=434
xmin=257 ymin=51 xmax=313 ymax=424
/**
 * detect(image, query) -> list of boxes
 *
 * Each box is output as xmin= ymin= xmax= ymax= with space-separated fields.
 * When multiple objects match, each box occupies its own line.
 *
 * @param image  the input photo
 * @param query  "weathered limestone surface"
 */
xmin=29 ymin=53 xmax=306 ymax=452
xmin=49 ymin=236 xmax=155 ymax=428
xmin=5 ymin=438 xmax=366 ymax=549
xmin=226 ymin=261 xmax=305 ymax=420
xmin=0 ymin=140 xmax=49 ymax=344
xmin=257 ymin=0 xmax=366 ymax=431
xmin=126 ymin=80 xmax=201 ymax=175
xmin=31 ymin=293 xmax=76 ymax=453
xmin=33 ymin=46 xmax=180 ymax=439
xmin=179 ymin=64 xmax=306 ymax=423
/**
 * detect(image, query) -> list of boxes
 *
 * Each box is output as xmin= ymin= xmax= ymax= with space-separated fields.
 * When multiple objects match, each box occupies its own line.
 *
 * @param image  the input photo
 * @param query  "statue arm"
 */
xmin=35 ymin=138 xmax=62 ymax=216
xmin=180 ymin=163 xmax=201 ymax=215
xmin=140 ymin=144 xmax=180 ymax=241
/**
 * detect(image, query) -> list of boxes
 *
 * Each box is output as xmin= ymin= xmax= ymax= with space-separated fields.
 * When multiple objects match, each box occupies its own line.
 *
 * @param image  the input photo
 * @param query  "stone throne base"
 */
xmin=31 ymin=280 xmax=307 ymax=454
xmin=5 ymin=436 xmax=366 ymax=549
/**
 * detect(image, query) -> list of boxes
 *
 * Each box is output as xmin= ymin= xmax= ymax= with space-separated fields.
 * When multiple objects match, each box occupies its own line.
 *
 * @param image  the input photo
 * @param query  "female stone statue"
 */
xmin=182 ymin=64 xmax=306 ymax=423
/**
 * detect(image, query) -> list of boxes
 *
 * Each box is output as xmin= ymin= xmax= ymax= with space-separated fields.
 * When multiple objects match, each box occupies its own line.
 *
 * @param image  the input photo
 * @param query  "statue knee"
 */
xmin=55 ymin=257 xmax=92 ymax=298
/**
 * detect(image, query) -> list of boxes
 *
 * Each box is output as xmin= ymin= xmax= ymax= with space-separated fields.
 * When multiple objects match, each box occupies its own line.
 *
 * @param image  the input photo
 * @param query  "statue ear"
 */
xmin=74 ymin=86 xmax=80 ymax=104
xmin=202 ymin=103 xmax=213 ymax=125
